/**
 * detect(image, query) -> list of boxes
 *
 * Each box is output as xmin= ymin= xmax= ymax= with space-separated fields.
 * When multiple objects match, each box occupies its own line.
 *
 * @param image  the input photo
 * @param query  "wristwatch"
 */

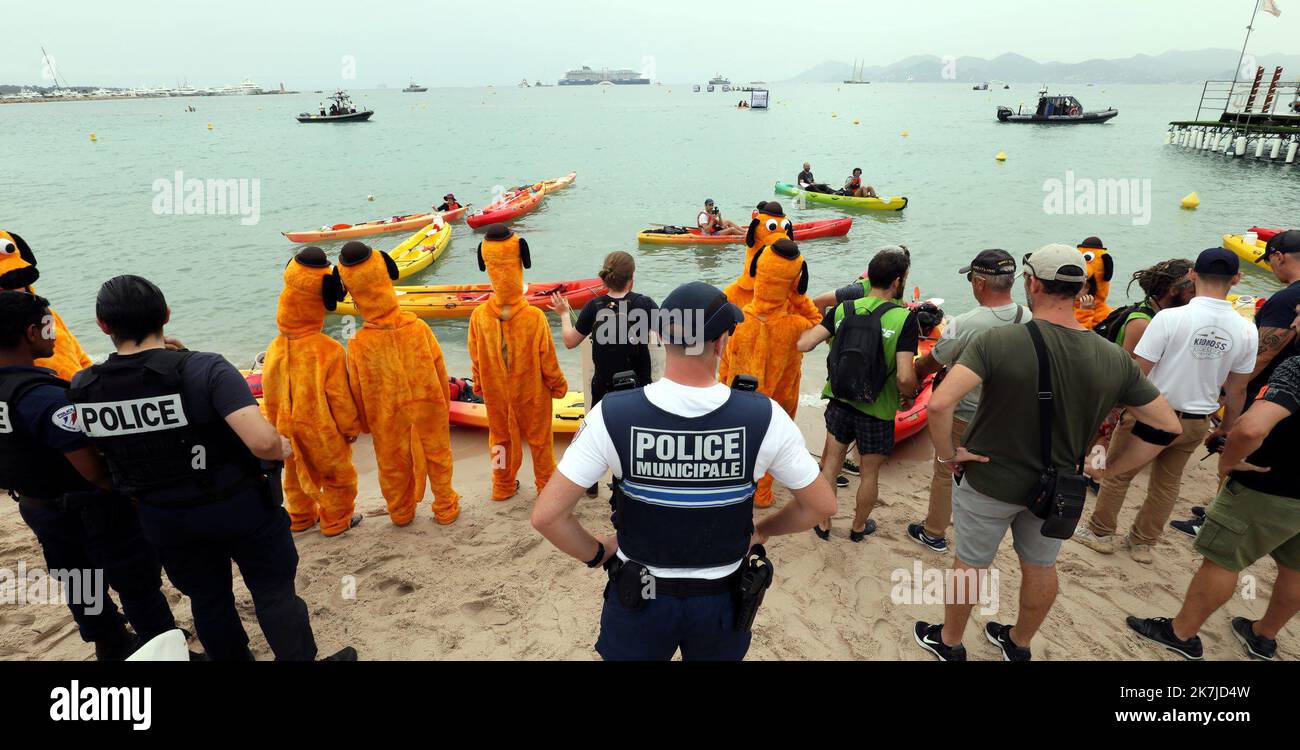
xmin=585 ymin=542 xmax=605 ymax=568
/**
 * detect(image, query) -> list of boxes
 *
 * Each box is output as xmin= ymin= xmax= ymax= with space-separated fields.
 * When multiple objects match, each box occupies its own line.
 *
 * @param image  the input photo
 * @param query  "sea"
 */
xmin=3 ymin=82 xmax=1296 ymax=382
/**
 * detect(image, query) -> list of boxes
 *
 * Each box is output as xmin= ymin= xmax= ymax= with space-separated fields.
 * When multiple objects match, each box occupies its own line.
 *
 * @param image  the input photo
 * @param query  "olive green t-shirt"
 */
xmin=957 ymin=320 xmax=1161 ymax=506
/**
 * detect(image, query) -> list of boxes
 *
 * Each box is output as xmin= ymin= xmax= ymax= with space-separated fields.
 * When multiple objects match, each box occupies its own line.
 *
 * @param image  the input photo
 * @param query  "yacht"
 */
xmin=558 ymin=66 xmax=650 ymax=85
xmin=404 ymin=78 xmax=428 ymax=92
xmin=708 ymin=73 xmax=730 ymax=86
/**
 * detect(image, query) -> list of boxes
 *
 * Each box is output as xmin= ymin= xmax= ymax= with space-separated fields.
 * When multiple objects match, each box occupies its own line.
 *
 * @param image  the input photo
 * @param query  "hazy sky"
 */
xmin=5 ymin=0 xmax=1294 ymax=87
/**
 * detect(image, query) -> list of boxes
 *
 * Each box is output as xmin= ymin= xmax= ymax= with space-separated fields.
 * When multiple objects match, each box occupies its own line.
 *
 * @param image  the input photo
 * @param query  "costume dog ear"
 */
xmin=1102 ymin=253 xmax=1115 ymax=281
xmin=519 ymin=237 xmax=531 ymax=269
xmin=380 ymin=251 xmax=399 ymax=280
xmin=748 ymin=247 xmax=765 ymax=278
xmin=9 ymin=233 xmax=35 ymax=266
xmin=786 ymin=223 xmax=795 ymax=241
xmin=322 ymin=267 xmax=344 ymax=311
xmin=476 ymin=242 xmax=486 ymax=272
xmin=745 ymin=219 xmax=758 ymax=248
xmin=798 ymin=261 xmax=809 ymax=295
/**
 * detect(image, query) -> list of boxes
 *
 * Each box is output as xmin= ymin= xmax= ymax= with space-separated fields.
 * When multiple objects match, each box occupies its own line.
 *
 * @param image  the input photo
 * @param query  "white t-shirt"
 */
xmin=1134 ymin=296 xmax=1258 ymax=414
xmin=557 ymin=378 xmax=820 ymax=579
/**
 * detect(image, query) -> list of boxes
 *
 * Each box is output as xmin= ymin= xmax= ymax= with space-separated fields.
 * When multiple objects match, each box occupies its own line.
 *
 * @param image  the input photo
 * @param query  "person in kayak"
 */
xmin=798 ymin=163 xmax=833 ymax=194
xmin=436 ymin=193 xmax=460 ymax=212
xmin=698 ymin=199 xmax=744 ymax=237
xmin=841 ymin=168 xmax=878 ymax=199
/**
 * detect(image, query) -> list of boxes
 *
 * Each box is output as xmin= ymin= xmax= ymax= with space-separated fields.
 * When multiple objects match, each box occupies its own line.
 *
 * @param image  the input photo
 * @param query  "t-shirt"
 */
xmin=958 ymin=321 xmax=1161 ymax=506
xmin=797 ymin=169 xmax=815 ymax=187
xmin=575 ymin=292 xmax=659 ymax=388
xmin=1115 ymin=305 xmax=1154 ymax=349
xmin=557 ymin=378 xmax=820 ymax=579
xmin=1249 ymin=279 xmax=1300 ymax=396
xmin=930 ymin=302 xmax=1031 ymax=423
xmin=0 ymin=365 xmax=88 ymax=454
xmin=819 ymin=296 xmax=920 ymax=420
xmin=1133 ymin=296 xmax=1257 ymax=414
xmin=1235 ymin=356 xmax=1300 ymax=499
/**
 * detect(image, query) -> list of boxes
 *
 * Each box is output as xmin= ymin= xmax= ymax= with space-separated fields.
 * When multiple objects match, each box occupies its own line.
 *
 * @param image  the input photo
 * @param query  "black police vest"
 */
xmin=66 ymin=349 xmax=260 ymax=507
xmin=602 ymin=388 xmax=770 ymax=568
xmin=0 ymin=370 xmax=92 ymax=501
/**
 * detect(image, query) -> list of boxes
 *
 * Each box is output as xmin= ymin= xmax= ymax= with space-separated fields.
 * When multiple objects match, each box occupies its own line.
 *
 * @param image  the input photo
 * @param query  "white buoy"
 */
xmin=1286 ymin=141 xmax=1298 ymax=164
xmin=1223 ymin=135 xmax=1234 ymax=154
xmin=367 ymin=194 xmax=375 ymax=202
xmin=1163 ymin=131 xmax=1173 ymax=145
xmin=1270 ymin=138 xmax=1281 ymax=159
xmin=1255 ymin=138 xmax=1266 ymax=158
xmin=1234 ymin=136 xmax=1247 ymax=156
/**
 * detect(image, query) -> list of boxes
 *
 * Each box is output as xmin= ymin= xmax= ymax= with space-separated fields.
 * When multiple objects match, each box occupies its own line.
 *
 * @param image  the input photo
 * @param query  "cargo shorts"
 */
xmin=1196 ymin=479 xmax=1300 ymax=573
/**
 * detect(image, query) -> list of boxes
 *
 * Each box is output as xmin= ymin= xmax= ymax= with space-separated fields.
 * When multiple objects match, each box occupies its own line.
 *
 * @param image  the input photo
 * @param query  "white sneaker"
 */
xmin=1073 ymin=526 xmax=1114 ymax=554
xmin=1122 ymin=534 xmax=1154 ymax=564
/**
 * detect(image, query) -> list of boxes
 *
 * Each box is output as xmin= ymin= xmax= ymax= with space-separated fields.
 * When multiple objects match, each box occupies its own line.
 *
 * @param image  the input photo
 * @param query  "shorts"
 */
xmin=1195 ymin=479 xmax=1300 ymax=573
xmin=951 ymin=477 xmax=1063 ymax=568
xmin=824 ymin=398 xmax=895 ymax=456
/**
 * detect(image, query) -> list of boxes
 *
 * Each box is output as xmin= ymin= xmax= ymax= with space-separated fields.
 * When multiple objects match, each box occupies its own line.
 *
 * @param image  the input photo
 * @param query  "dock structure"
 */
xmin=1167 ymin=67 xmax=1300 ymax=167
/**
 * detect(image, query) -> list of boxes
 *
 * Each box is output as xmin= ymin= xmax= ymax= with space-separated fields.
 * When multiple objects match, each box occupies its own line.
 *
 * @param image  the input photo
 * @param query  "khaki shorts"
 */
xmin=951 ymin=477 xmax=1064 ymax=568
xmin=1196 ymin=479 xmax=1300 ymax=573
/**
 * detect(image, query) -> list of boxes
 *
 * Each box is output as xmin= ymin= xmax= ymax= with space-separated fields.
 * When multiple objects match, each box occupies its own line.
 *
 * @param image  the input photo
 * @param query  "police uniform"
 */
xmin=0 ymin=365 xmax=175 ymax=659
xmin=556 ymin=283 xmax=821 ymax=661
xmin=68 ymin=348 xmax=317 ymax=661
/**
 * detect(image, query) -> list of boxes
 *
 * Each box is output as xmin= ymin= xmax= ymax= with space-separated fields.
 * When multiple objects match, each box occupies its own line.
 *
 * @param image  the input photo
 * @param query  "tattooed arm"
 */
xmin=1250 ymin=326 xmax=1297 ymax=383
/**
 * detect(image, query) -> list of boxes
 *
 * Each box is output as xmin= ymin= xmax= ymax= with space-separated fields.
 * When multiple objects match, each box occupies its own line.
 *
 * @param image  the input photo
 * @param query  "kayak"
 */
xmin=532 ymin=171 xmax=577 ymax=195
xmin=774 ymin=182 xmax=908 ymax=211
xmin=466 ymin=188 xmax=544 ymax=229
xmin=448 ymin=377 xmax=585 ymax=433
xmin=1228 ymin=293 xmax=1264 ymax=321
xmin=389 ymin=220 xmax=451 ymax=280
xmin=895 ymin=334 xmax=939 ymax=442
xmin=1222 ymin=234 xmax=1272 ymax=271
xmin=636 ymin=217 xmax=854 ymax=245
xmin=334 ymin=278 xmax=608 ymax=319
xmin=1249 ymin=227 xmax=1287 ymax=241
xmin=282 ymin=206 xmax=467 ymax=244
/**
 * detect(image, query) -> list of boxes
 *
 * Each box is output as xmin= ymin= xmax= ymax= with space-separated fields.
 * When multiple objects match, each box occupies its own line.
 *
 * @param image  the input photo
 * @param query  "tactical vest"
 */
xmin=67 ymin=349 xmax=261 ymax=508
xmin=602 ymin=388 xmax=770 ymax=568
xmin=0 ymin=369 xmax=92 ymax=501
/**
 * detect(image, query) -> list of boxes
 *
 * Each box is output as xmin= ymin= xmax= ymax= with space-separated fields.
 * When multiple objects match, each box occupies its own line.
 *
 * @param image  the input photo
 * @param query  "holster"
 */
xmin=734 ymin=545 xmax=774 ymax=633
xmin=605 ymin=557 xmax=650 ymax=612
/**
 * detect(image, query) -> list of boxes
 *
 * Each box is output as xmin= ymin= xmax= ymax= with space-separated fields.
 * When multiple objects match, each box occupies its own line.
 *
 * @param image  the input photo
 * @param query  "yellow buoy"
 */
xmin=853 ymin=118 xmax=860 ymax=125
xmin=995 ymin=151 xmax=1007 ymax=161
xmin=89 ymin=133 xmax=97 ymax=142
xmin=1180 ymin=192 xmax=1200 ymax=209
xmin=207 ymin=123 xmax=213 ymax=130
xmin=832 ymin=112 xmax=838 ymax=118
xmin=901 ymin=130 xmax=909 ymax=137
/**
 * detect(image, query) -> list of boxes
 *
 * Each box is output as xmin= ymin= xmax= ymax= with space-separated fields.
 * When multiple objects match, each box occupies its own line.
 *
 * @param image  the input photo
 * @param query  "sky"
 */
xmin=3 ymin=0 xmax=1295 ymax=88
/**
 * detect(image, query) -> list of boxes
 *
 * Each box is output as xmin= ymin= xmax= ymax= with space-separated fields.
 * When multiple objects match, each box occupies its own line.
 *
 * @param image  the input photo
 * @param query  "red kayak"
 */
xmin=637 ymin=217 xmax=853 ymax=245
xmin=1249 ymin=227 xmax=1292 ymax=241
xmin=466 ymin=189 xmax=543 ymax=229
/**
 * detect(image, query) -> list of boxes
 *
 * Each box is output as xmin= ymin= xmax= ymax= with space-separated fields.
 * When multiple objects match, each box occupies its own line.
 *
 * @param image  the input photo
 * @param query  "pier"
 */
xmin=1166 ymin=67 xmax=1300 ymax=167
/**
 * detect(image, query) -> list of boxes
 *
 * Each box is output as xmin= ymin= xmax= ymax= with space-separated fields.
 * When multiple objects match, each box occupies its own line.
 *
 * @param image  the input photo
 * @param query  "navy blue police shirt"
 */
xmin=0 ymin=365 xmax=89 ymax=455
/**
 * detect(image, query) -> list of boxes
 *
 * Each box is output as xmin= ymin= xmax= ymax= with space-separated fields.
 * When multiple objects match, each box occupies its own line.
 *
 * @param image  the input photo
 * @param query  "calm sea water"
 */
xmin=3 ymin=83 xmax=1296 ymax=380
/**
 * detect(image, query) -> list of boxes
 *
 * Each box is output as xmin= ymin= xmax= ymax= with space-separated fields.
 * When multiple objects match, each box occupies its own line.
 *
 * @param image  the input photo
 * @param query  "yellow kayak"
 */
xmin=1222 ymin=234 xmax=1271 ymax=271
xmin=533 ymin=171 xmax=577 ymax=195
xmin=389 ymin=220 xmax=452 ymax=280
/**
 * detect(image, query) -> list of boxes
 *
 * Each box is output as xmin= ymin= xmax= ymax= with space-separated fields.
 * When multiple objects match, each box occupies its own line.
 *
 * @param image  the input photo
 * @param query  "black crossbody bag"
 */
xmin=1025 ymin=322 xmax=1088 ymax=539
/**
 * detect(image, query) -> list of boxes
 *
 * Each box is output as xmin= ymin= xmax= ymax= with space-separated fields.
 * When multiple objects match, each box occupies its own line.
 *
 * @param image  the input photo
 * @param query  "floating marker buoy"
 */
xmin=900 ymin=130 xmax=909 ymax=137
xmin=832 ymin=112 xmax=837 ymax=118
xmin=207 ymin=123 xmax=213 ymax=130
xmin=853 ymin=118 xmax=860 ymax=125
xmin=1180 ymin=192 xmax=1200 ymax=210
xmin=367 ymin=194 xmax=375 ymax=202
xmin=995 ymin=151 xmax=1007 ymax=161
xmin=89 ymin=133 xmax=97 ymax=142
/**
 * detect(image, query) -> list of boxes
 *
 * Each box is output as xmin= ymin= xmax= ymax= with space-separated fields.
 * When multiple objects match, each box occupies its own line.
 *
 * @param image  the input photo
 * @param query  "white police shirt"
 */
xmin=558 ymin=378 xmax=820 ymax=579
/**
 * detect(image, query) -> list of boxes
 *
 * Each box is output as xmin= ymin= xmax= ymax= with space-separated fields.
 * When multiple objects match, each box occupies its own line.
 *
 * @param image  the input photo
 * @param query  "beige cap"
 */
xmin=1023 ymin=243 xmax=1087 ymax=283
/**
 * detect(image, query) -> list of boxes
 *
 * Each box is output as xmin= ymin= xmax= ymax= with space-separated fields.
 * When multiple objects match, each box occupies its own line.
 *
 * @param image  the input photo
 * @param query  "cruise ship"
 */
xmin=558 ymin=66 xmax=650 ymax=86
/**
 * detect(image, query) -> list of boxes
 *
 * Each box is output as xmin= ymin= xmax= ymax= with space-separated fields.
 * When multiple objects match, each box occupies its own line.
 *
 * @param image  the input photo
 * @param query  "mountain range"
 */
xmin=790 ymin=49 xmax=1300 ymax=84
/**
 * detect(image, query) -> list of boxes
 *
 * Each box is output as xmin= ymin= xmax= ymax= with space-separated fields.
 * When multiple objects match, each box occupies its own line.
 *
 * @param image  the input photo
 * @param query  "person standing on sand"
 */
xmin=913 ymin=244 xmax=1181 ymax=662
xmin=1127 ymin=322 xmax=1300 ymax=661
xmin=907 ymin=249 xmax=1029 ymax=554
xmin=532 ymin=282 xmax=836 ymax=661
xmin=1245 ymin=230 xmax=1300 ymax=399
xmin=1075 ymin=249 xmax=1257 ymax=564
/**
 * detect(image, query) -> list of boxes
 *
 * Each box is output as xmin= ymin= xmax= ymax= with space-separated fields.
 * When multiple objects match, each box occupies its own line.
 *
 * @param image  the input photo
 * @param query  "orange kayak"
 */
xmin=532 ymin=171 xmax=577 ymax=195
xmin=466 ymin=189 xmax=544 ymax=229
xmin=637 ymin=217 xmax=853 ymax=245
xmin=333 ymin=278 xmax=607 ymax=319
xmin=282 ymin=206 xmax=467 ymax=244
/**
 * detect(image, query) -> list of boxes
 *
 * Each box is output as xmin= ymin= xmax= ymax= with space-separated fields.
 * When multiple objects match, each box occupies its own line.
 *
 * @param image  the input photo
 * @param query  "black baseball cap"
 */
xmin=657 ymin=281 xmax=744 ymax=347
xmin=704 ymin=198 xmax=715 ymax=205
xmin=1266 ymin=229 xmax=1300 ymax=256
xmin=1195 ymin=247 xmax=1239 ymax=276
xmin=959 ymin=249 xmax=1016 ymax=276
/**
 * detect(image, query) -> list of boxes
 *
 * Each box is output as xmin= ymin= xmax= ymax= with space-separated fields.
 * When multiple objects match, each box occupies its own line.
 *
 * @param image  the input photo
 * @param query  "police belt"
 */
xmin=605 ymin=556 xmax=741 ymax=598
xmin=13 ymin=491 xmax=91 ymax=513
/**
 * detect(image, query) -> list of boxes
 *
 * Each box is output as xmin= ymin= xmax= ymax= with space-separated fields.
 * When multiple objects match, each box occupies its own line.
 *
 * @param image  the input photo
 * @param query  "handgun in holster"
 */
xmin=734 ymin=544 xmax=774 ymax=632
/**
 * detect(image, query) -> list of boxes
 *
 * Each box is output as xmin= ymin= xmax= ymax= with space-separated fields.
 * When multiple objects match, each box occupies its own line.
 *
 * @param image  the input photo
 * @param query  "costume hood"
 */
xmin=736 ymin=202 xmax=794 ymax=294
xmin=0 ymin=230 xmax=39 ymax=291
xmin=477 ymin=224 xmax=531 ymax=320
xmin=746 ymin=238 xmax=809 ymax=316
xmin=337 ymin=240 xmax=405 ymax=328
xmin=277 ymin=246 xmax=344 ymax=337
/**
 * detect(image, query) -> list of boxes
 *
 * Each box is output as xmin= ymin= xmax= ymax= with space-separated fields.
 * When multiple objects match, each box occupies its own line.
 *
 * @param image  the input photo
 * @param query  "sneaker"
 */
xmin=322 ymin=646 xmax=359 ymax=661
xmin=985 ymin=622 xmax=1032 ymax=661
xmin=1123 ymin=535 xmax=1154 ymax=565
xmin=1191 ymin=506 xmax=1206 ymax=518
xmin=842 ymin=458 xmax=860 ymax=476
xmin=914 ymin=622 xmax=966 ymax=661
xmin=835 ymin=474 xmax=850 ymax=489
xmin=849 ymin=519 xmax=877 ymax=543
xmin=1169 ymin=517 xmax=1203 ymax=538
xmin=1230 ymin=617 xmax=1277 ymax=660
xmin=93 ymin=630 xmax=143 ymax=662
xmin=907 ymin=522 xmax=949 ymax=553
xmin=1125 ymin=616 xmax=1204 ymax=660
xmin=1073 ymin=526 xmax=1114 ymax=554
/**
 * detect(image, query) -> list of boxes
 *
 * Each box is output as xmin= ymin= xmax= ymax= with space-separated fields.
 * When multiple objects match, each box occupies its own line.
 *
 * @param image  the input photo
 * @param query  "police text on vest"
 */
xmin=630 ymin=427 xmax=745 ymax=481
xmin=76 ymin=395 xmax=189 ymax=437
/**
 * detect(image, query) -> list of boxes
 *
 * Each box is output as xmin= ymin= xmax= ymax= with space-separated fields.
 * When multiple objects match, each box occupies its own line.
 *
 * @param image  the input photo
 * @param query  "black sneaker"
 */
xmin=835 ymin=474 xmax=850 ymax=489
xmin=1230 ymin=617 xmax=1277 ymax=660
xmin=1169 ymin=517 xmax=1203 ymax=538
xmin=985 ymin=622 xmax=1032 ymax=661
xmin=907 ymin=522 xmax=949 ymax=553
xmin=842 ymin=459 xmax=860 ymax=476
xmin=849 ymin=519 xmax=877 ymax=543
xmin=913 ymin=621 xmax=966 ymax=661
xmin=93 ymin=629 xmax=142 ymax=662
xmin=322 ymin=646 xmax=359 ymax=661
xmin=1126 ymin=616 xmax=1204 ymax=660
xmin=1191 ymin=506 xmax=1206 ymax=518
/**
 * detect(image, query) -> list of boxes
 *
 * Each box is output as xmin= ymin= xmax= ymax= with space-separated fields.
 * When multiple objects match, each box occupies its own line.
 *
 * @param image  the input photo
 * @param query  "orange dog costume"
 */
xmin=719 ymin=238 xmax=813 ymax=508
xmin=262 ymin=247 xmax=361 ymax=536
xmin=1074 ymin=236 xmax=1114 ymax=328
xmin=467 ymin=225 xmax=567 ymax=500
xmin=0 ymin=230 xmax=93 ymax=380
xmin=337 ymin=241 xmax=459 ymax=525
xmin=723 ymin=202 xmax=821 ymax=325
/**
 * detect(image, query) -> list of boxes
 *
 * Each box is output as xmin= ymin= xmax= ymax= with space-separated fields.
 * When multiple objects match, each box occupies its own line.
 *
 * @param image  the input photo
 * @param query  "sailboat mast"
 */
xmin=41 ymin=46 xmax=62 ymax=91
xmin=1233 ymin=0 xmax=1262 ymax=90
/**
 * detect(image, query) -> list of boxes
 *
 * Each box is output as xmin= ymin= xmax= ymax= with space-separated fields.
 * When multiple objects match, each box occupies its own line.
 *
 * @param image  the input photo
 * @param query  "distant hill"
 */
xmin=788 ymin=49 xmax=1300 ymax=84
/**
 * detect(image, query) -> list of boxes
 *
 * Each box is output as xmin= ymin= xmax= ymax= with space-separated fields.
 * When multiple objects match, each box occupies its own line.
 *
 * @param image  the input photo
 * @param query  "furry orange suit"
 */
xmin=1074 ymin=236 xmax=1114 ymax=328
xmin=263 ymin=247 xmax=362 ymax=536
xmin=467 ymin=225 xmax=568 ymax=501
xmin=0 ymin=230 xmax=93 ymax=380
xmin=723 ymin=202 xmax=821 ymax=325
xmin=337 ymin=241 xmax=459 ymax=525
xmin=719 ymin=238 xmax=813 ymax=508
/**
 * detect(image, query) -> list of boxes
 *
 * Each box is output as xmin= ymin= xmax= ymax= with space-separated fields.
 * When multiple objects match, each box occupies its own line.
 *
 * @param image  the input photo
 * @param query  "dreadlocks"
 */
xmin=1127 ymin=258 xmax=1193 ymax=303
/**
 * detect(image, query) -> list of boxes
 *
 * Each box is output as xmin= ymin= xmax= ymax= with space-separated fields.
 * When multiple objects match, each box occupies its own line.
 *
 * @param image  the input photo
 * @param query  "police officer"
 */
xmin=68 ymin=275 xmax=352 ymax=661
xmin=532 ymin=281 xmax=837 ymax=660
xmin=0 ymin=291 xmax=177 ymax=660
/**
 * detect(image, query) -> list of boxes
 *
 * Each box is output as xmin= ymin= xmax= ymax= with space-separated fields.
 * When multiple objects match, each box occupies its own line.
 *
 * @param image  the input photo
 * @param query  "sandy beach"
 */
xmin=2 ymin=393 xmax=1293 ymax=663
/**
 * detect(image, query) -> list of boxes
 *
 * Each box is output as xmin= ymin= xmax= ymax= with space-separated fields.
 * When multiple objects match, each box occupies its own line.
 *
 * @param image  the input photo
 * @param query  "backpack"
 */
xmin=827 ymin=300 xmax=896 ymax=403
xmin=1092 ymin=302 xmax=1152 ymax=344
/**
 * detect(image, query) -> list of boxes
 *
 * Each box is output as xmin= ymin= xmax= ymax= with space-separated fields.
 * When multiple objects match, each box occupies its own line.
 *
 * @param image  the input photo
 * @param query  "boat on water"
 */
xmin=844 ymin=61 xmax=870 ymax=85
xmin=403 ymin=78 xmax=428 ymax=93
xmin=297 ymin=90 xmax=373 ymax=123
xmin=558 ymin=66 xmax=649 ymax=85
xmin=997 ymin=87 xmax=1117 ymax=123
xmin=973 ymin=82 xmax=989 ymax=91
xmin=692 ymin=84 xmax=701 ymax=92
xmin=708 ymin=74 xmax=730 ymax=86
xmin=518 ymin=79 xmax=531 ymax=88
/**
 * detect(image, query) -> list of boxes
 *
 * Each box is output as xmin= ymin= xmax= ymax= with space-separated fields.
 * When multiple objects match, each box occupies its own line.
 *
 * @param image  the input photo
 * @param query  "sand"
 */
xmin=2 ymin=401 xmax=1294 ymax=662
